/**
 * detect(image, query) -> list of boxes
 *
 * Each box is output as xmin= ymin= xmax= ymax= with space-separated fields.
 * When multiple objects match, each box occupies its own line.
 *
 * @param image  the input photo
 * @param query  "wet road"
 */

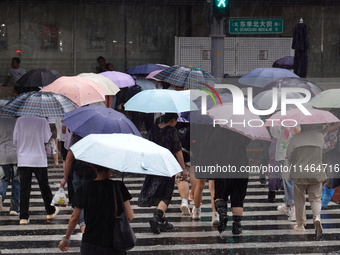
xmin=0 ymin=161 xmax=340 ymax=255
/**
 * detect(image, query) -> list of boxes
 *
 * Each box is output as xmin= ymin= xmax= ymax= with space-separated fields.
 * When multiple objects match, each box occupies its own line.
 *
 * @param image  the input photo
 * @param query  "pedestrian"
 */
xmin=60 ymin=133 xmax=97 ymax=233
xmin=212 ymin=126 xmax=251 ymax=235
xmin=58 ymin=164 xmax=134 ymax=254
xmin=287 ymin=124 xmax=326 ymax=235
xmin=96 ymin=56 xmax=108 ymax=73
xmin=138 ymin=113 xmax=187 ymax=234
xmin=2 ymin=57 xmax=26 ymax=87
xmin=13 ymin=116 xmax=59 ymax=224
xmin=0 ymin=117 xmax=20 ymax=216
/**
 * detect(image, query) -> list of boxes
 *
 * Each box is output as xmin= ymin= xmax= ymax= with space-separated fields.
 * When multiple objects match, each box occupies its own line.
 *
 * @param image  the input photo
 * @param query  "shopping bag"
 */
xmin=51 ymin=188 xmax=68 ymax=206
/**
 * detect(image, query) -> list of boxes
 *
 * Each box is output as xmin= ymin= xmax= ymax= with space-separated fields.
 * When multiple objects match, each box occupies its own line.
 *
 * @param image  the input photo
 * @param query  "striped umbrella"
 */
xmin=1 ymin=91 xmax=78 ymax=117
xmin=154 ymin=65 xmax=219 ymax=89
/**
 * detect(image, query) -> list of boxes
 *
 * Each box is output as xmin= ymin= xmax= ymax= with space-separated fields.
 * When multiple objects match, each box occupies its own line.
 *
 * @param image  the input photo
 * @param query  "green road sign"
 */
xmin=229 ymin=18 xmax=284 ymax=34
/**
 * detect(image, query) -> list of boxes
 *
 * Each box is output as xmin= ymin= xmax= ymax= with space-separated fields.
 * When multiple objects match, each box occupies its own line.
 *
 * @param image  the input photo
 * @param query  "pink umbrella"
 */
xmin=41 ymin=76 xmax=105 ymax=106
xmin=146 ymin=70 xmax=163 ymax=81
xmin=207 ymin=103 xmax=271 ymax=141
xmin=99 ymin=71 xmax=135 ymax=88
xmin=265 ymin=108 xmax=340 ymax=126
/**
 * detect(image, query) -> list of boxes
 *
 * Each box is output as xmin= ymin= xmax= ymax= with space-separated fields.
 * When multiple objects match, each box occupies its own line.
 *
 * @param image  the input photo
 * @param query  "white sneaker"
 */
xmin=314 ymin=217 xmax=323 ymax=235
xmin=19 ymin=219 xmax=30 ymax=225
xmin=191 ymin=206 xmax=201 ymax=220
xmin=288 ymin=206 xmax=296 ymax=221
xmin=211 ymin=212 xmax=219 ymax=225
xmin=180 ymin=201 xmax=190 ymax=215
xmin=46 ymin=206 xmax=59 ymax=220
xmin=294 ymin=224 xmax=305 ymax=231
xmin=9 ymin=211 xmax=19 ymax=216
xmin=277 ymin=204 xmax=289 ymax=216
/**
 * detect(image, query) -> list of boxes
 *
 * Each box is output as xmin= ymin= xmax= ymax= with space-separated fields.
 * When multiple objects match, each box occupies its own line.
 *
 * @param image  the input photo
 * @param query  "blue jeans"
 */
xmin=73 ymin=172 xmax=86 ymax=227
xmin=283 ymin=180 xmax=295 ymax=206
xmin=0 ymin=164 xmax=20 ymax=212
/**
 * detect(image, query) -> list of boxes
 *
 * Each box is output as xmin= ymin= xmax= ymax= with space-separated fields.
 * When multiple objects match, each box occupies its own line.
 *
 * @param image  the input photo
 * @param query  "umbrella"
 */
xmin=70 ymin=133 xmax=183 ymax=177
xmin=309 ymin=89 xmax=340 ymax=108
xmin=262 ymin=77 xmax=322 ymax=97
xmin=61 ymin=105 xmax=141 ymax=138
xmin=154 ymin=65 xmax=219 ymax=89
xmin=265 ymin=108 xmax=339 ymax=126
xmin=135 ymin=77 xmax=156 ymax=90
xmin=206 ymin=102 xmax=271 ymax=141
xmin=146 ymin=70 xmax=163 ymax=81
xmin=126 ymin=64 xmax=167 ymax=75
xmin=238 ymin=68 xmax=299 ymax=87
xmin=124 ymin=89 xmax=198 ymax=113
xmin=252 ymin=88 xmax=312 ymax=111
xmin=16 ymin=68 xmax=62 ymax=88
xmin=191 ymin=92 xmax=250 ymax=124
xmin=77 ymin=73 xmax=120 ymax=95
xmin=272 ymin=56 xmax=294 ymax=69
xmin=1 ymin=91 xmax=77 ymax=117
xmin=99 ymin=71 xmax=135 ymax=88
xmin=41 ymin=76 xmax=105 ymax=106
xmin=292 ymin=19 xmax=309 ymax=78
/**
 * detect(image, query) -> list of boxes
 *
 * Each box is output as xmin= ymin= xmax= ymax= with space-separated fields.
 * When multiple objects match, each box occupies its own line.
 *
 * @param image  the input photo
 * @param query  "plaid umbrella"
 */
xmin=2 ymin=91 xmax=78 ymax=117
xmin=154 ymin=65 xmax=219 ymax=89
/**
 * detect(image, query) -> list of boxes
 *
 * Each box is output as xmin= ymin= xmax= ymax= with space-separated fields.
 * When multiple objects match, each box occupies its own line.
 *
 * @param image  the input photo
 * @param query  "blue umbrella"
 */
xmin=126 ymin=64 xmax=167 ymax=75
xmin=124 ymin=89 xmax=198 ymax=113
xmin=62 ymin=105 xmax=141 ymax=138
xmin=238 ymin=68 xmax=299 ymax=87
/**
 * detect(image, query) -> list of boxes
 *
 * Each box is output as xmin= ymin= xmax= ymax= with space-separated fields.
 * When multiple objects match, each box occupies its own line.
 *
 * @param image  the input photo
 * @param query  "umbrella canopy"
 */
xmin=41 ymin=76 xmax=105 ymax=106
xmin=126 ymin=63 xmax=167 ymax=75
xmin=62 ymin=105 xmax=141 ymax=138
xmin=135 ymin=77 xmax=156 ymax=90
xmin=16 ymin=68 xmax=62 ymax=88
xmin=252 ymin=88 xmax=312 ymax=110
xmin=309 ymin=89 xmax=340 ymax=108
xmin=262 ymin=77 xmax=322 ymax=97
xmin=207 ymin=103 xmax=271 ymax=141
xmin=1 ymin=91 xmax=77 ymax=117
xmin=154 ymin=65 xmax=219 ymax=89
xmin=272 ymin=56 xmax=294 ymax=69
xmin=70 ymin=133 xmax=183 ymax=177
xmin=238 ymin=68 xmax=299 ymax=87
xmin=77 ymin=73 xmax=120 ymax=95
xmin=265 ymin=108 xmax=339 ymax=126
xmin=124 ymin=89 xmax=198 ymax=113
xmin=146 ymin=70 xmax=163 ymax=81
xmin=99 ymin=71 xmax=135 ymax=88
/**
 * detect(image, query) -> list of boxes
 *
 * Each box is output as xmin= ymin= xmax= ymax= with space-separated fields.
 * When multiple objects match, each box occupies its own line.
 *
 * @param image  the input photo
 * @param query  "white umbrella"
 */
xmin=70 ymin=133 xmax=183 ymax=177
xmin=78 ymin=73 xmax=120 ymax=95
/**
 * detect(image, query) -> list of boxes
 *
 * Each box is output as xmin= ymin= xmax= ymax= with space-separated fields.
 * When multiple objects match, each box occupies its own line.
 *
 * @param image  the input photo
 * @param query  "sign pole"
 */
xmin=211 ymin=17 xmax=225 ymax=79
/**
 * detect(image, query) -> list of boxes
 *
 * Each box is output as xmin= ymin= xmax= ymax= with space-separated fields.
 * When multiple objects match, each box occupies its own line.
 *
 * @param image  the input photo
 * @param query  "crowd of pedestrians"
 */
xmin=0 ymin=56 xmax=339 ymax=254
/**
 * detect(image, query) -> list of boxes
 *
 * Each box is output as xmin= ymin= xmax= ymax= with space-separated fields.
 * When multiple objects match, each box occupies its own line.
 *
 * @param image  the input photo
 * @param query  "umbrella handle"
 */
xmin=121 ymin=172 xmax=125 ymax=182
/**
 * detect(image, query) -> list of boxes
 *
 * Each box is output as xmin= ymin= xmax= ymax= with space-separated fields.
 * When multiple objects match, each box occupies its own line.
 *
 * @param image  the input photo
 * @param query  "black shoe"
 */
xmin=267 ymin=191 xmax=275 ymax=203
xmin=160 ymin=220 xmax=175 ymax=232
xmin=149 ymin=217 xmax=161 ymax=234
xmin=217 ymin=214 xmax=228 ymax=233
xmin=232 ymin=221 xmax=242 ymax=235
xmin=259 ymin=178 xmax=266 ymax=185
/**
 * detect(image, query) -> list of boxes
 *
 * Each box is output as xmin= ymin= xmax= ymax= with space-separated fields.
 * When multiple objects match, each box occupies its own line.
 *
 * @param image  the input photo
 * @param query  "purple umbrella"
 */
xmin=272 ymin=56 xmax=294 ymax=69
xmin=61 ymin=105 xmax=141 ymax=138
xmin=99 ymin=71 xmax=135 ymax=88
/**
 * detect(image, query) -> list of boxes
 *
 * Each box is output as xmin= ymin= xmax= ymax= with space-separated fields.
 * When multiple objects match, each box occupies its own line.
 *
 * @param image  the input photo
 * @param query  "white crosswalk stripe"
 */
xmin=0 ymin=161 xmax=340 ymax=255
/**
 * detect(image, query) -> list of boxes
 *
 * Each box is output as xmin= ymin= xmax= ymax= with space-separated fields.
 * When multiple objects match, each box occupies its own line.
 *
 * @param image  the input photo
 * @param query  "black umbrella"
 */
xmin=272 ymin=56 xmax=294 ymax=69
xmin=16 ymin=68 xmax=62 ymax=88
xmin=262 ymin=77 xmax=323 ymax=97
xmin=292 ymin=18 xmax=309 ymax=78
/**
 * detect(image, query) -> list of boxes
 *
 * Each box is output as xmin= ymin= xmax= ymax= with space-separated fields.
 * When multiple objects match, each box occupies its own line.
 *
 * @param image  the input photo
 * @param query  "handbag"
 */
xmin=113 ymin=182 xmax=137 ymax=252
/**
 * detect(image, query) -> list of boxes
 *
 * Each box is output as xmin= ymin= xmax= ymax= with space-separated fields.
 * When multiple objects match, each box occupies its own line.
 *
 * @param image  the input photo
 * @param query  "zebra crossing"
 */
xmin=1 ymin=161 xmax=340 ymax=255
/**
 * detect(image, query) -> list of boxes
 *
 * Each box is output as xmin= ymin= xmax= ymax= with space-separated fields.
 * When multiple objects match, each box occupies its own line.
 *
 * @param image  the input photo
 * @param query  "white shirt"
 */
xmin=7 ymin=67 xmax=26 ymax=83
xmin=13 ymin=116 xmax=52 ymax=167
xmin=0 ymin=118 xmax=17 ymax=165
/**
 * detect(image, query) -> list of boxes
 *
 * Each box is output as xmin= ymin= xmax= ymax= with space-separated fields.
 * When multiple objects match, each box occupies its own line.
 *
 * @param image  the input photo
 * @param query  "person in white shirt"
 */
xmin=13 ymin=116 xmax=59 ymax=225
xmin=2 ymin=57 xmax=26 ymax=87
